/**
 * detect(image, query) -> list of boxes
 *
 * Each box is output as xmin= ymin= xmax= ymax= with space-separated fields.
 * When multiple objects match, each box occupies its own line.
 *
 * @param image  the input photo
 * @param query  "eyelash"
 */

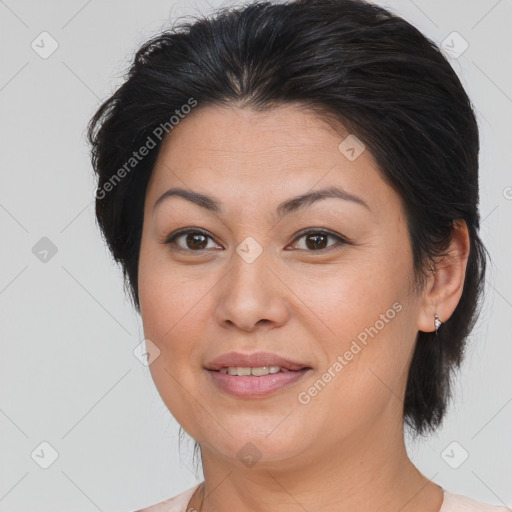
xmin=163 ymin=227 xmax=351 ymax=253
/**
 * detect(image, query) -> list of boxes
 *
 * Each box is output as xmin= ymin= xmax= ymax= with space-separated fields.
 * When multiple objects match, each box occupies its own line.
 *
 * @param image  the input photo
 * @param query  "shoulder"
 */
xmin=134 ymin=483 xmax=202 ymax=512
xmin=441 ymin=490 xmax=511 ymax=512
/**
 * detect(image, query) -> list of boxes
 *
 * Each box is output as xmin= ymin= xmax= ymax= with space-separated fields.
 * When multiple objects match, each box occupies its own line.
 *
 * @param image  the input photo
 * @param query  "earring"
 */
xmin=434 ymin=313 xmax=442 ymax=333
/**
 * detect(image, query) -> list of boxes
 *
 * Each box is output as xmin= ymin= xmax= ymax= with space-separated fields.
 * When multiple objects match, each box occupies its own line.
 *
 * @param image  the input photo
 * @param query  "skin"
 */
xmin=137 ymin=103 xmax=470 ymax=512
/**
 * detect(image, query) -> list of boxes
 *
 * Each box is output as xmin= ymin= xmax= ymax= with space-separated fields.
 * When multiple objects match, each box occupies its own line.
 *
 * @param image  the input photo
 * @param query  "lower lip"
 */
xmin=206 ymin=369 xmax=311 ymax=398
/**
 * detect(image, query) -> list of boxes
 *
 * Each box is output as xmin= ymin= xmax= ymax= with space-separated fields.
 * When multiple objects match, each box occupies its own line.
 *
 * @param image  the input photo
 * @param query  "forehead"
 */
xmin=146 ymin=104 xmax=397 ymax=219
xmin=155 ymin=103 xmax=351 ymax=166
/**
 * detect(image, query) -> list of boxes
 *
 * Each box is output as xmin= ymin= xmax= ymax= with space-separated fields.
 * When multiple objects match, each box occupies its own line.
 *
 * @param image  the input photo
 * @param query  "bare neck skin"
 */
xmin=193 ymin=397 xmax=443 ymax=512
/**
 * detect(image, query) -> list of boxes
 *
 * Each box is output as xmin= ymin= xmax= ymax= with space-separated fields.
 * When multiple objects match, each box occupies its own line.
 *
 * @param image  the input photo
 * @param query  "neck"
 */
xmin=194 ymin=417 xmax=443 ymax=512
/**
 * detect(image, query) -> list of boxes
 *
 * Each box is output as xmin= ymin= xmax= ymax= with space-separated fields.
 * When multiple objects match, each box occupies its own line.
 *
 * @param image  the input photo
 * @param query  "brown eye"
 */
xmin=305 ymin=233 xmax=329 ymax=250
xmin=183 ymin=232 xmax=208 ymax=250
xmin=165 ymin=229 xmax=221 ymax=252
xmin=291 ymin=229 xmax=349 ymax=252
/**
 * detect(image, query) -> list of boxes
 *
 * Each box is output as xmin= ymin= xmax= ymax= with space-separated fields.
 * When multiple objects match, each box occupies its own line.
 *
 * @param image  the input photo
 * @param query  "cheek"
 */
xmin=139 ymin=269 xmax=212 ymax=362
xmin=138 ymin=237 xmax=208 ymax=340
xmin=138 ymin=256 xmax=213 ymax=436
xmin=294 ymin=255 xmax=415 ymax=427
xmin=292 ymin=251 xmax=400 ymax=338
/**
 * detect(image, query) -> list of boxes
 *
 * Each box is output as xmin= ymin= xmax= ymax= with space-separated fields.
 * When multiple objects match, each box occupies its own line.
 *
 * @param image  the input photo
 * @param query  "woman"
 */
xmin=87 ymin=0 xmax=509 ymax=511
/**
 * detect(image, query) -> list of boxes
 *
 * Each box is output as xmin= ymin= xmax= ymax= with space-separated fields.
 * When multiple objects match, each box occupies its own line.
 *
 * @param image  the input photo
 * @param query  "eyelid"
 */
xmin=288 ymin=228 xmax=352 ymax=250
xmin=293 ymin=228 xmax=353 ymax=246
xmin=164 ymin=226 xmax=210 ymax=242
xmin=164 ymin=227 xmax=221 ymax=251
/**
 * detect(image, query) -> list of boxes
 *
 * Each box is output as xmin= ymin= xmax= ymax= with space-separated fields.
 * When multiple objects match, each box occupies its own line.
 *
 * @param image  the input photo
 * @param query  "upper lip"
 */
xmin=205 ymin=351 xmax=310 ymax=371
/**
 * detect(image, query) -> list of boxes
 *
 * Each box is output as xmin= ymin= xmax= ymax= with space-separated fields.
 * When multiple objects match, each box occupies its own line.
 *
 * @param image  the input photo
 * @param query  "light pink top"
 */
xmin=136 ymin=483 xmax=511 ymax=512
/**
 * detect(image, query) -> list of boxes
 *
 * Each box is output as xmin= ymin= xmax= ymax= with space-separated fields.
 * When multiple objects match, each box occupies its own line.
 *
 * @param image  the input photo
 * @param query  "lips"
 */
xmin=204 ymin=351 xmax=311 ymax=372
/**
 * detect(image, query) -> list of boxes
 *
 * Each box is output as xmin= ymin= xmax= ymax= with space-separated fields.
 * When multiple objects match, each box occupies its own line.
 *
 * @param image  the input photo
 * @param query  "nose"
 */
xmin=214 ymin=249 xmax=290 ymax=333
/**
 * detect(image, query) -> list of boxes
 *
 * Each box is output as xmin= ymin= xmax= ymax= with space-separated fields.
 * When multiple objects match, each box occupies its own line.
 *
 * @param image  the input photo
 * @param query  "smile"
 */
xmin=206 ymin=367 xmax=312 ymax=397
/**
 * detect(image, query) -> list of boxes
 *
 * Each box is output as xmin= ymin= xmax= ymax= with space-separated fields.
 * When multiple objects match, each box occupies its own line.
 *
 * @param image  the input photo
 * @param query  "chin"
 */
xmin=196 ymin=419 xmax=315 ymax=466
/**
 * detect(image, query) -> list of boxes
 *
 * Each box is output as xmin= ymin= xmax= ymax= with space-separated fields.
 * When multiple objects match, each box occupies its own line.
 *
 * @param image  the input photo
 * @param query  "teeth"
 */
xmin=219 ymin=366 xmax=287 ymax=376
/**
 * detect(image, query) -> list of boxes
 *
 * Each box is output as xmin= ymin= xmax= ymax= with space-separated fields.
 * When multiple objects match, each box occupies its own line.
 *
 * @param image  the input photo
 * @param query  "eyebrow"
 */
xmin=153 ymin=185 xmax=370 ymax=217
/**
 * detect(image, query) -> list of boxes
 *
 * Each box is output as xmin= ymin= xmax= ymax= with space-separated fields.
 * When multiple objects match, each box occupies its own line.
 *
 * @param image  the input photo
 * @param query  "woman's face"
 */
xmin=138 ymin=104 xmax=427 ymax=466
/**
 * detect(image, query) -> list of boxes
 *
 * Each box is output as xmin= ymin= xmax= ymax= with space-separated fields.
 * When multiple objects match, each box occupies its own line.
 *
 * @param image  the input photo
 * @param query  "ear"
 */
xmin=417 ymin=219 xmax=471 ymax=333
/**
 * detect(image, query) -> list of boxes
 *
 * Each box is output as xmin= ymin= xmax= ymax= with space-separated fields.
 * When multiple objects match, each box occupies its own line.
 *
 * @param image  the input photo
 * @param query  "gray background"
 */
xmin=0 ymin=0 xmax=511 ymax=510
